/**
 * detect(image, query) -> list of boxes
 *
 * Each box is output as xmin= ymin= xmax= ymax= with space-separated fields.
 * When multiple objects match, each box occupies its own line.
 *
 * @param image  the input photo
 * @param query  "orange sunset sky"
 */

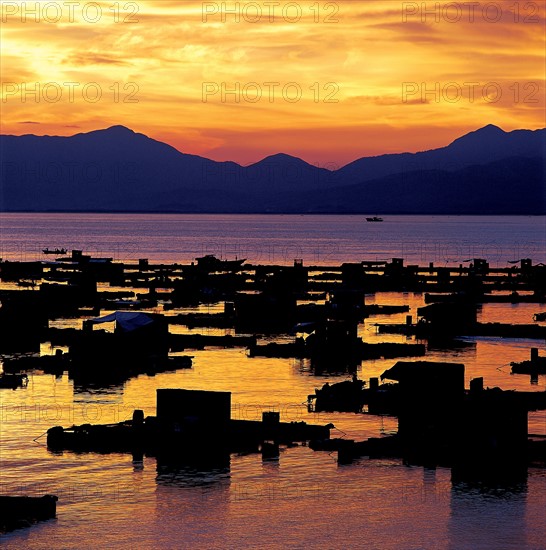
xmin=1 ymin=0 xmax=545 ymax=166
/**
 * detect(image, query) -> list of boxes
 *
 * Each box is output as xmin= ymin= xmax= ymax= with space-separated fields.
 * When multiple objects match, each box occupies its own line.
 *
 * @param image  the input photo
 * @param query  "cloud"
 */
xmin=1 ymin=0 xmax=544 ymax=163
xmin=62 ymin=53 xmax=132 ymax=66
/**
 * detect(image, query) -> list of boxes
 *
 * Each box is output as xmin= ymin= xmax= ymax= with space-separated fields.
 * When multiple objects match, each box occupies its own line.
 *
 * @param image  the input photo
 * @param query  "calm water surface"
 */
xmin=0 ymin=213 xmax=544 ymax=265
xmin=0 ymin=214 xmax=545 ymax=548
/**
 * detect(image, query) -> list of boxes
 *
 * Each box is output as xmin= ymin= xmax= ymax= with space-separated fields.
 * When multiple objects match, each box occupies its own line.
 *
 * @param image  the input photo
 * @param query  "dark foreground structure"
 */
xmin=47 ymin=389 xmax=331 ymax=460
xmin=46 ymin=360 xmax=546 ymax=484
xmin=327 ymin=362 xmax=546 ymax=482
xmin=0 ymin=373 xmax=28 ymax=389
xmin=2 ymin=253 xmax=545 ymax=386
xmin=511 ymin=348 xmax=546 ymax=376
xmin=0 ymin=495 xmax=58 ymax=532
xmin=2 ymin=254 xmax=545 ymax=493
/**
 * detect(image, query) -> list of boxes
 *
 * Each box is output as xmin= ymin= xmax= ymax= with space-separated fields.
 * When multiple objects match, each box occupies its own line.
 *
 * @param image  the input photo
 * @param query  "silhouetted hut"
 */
xmin=381 ymin=361 xmax=465 ymax=465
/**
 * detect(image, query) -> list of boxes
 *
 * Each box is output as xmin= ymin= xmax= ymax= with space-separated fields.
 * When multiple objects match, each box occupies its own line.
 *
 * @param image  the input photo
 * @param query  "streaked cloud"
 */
xmin=1 ymin=0 xmax=544 ymax=165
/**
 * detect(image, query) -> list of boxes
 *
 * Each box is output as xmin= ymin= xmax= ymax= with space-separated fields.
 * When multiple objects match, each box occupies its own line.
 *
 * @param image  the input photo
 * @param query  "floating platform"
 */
xmin=2 ymin=353 xmax=69 ymax=375
xmin=511 ymin=349 xmax=546 ymax=376
xmin=170 ymin=333 xmax=256 ymax=351
xmin=378 ymin=321 xmax=546 ymax=340
xmin=308 ymin=378 xmax=366 ymax=413
xmin=309 ymin=362 xmax=546 ymax=480
xmin=511 ymin=360 xmax=546 ymax=375
xmin=0 ymin=495 xmax=57 ymax=532
xmin=47 ymin=389 xmax=331 ymax=457
xmin=248 ymin=341 xmax=425 ymax=361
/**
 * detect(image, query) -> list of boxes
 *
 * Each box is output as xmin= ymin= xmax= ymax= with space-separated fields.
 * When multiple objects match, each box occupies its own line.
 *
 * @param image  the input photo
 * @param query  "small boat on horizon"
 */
xmin=42 ymin=248 xmax=68 ymax=255
xmin=366 ymin=216 xmax=384 ymax=222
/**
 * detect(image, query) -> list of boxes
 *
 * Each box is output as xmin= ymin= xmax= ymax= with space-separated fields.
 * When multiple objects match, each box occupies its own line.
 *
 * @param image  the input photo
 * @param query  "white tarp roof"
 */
xmin=91 ymin=311 xmax=155 ymax=332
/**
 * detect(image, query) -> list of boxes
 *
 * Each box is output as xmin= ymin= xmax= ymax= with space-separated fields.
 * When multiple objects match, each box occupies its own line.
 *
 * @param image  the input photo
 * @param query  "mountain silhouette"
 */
xmin=0 ymin=125 xmax=544 ymax=213
xmin=279 ymin=157 xmax=545 ymax=214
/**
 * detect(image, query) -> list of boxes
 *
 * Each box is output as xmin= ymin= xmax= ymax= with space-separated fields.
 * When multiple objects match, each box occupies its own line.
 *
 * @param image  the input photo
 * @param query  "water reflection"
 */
xmin=156 ymin=455 xmax=231 ymax=489
xmin=72 ymin=384 xmax=126 ymax=398
xmin=426 ymin=339 xmax=477 ymax=354
xmin=448 ymin=479 xmax=528 ymax=549
xmin=295 ymin=357 xmax=358 ymax=377
xmin=154 ymin=457 xmax=231 ymax=548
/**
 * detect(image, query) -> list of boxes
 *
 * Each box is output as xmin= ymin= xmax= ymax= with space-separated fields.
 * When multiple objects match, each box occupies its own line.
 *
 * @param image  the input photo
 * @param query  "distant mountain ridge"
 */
xmin=0 ymin=125 xmax=544 ymax=213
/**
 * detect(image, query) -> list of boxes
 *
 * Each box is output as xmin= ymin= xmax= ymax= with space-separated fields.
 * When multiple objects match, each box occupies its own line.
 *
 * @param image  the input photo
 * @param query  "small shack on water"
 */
xmin=69 ymin=312 xmax=169 ymax=377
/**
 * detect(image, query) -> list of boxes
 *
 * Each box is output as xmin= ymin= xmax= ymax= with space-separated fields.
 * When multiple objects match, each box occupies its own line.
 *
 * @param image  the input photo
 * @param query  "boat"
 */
xmin=511 ymin=349 xmax=546 ymax=376
xmin=308 ymin=376 xmax=366 ymax=412
xmin=42 ymin=248 xmax=67 ymax=255
xmin=366 ymin=217 xmax=383 ymax=222
xmin=511 ymin=361 xmax=546 ymax=375
xmin=195 ymin=255 xmax=246 ymax=271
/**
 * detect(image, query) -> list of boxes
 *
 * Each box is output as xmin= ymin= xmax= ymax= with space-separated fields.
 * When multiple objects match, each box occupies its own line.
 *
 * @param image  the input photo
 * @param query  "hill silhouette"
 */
xmin=0 ymin=125 xmax=544 ymax=213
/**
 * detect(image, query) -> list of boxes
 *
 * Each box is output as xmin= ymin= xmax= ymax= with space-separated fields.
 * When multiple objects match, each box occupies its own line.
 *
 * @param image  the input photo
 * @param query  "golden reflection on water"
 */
xmin=1 ymin=292 xmax=546 ymax=547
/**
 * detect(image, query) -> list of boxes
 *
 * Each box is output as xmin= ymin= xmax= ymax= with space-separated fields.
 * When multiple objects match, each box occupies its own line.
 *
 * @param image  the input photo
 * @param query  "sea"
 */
xmin=0 ymin=213 xmax=545 ymax=549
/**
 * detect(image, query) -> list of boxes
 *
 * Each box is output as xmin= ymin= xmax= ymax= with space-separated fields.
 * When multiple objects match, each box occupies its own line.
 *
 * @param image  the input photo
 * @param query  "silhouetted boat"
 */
xmin=308 ymin=376 xmax=366 ymax=412
xmin=42 ymin=248 xmax=67 ymax=255
xmin=366 ymin=217 xmax=383 ymax=222
xmin=195 ymin=255 xmax=246 ymax=271
xmin=511 ymin=349 xmax=546 ymax=375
